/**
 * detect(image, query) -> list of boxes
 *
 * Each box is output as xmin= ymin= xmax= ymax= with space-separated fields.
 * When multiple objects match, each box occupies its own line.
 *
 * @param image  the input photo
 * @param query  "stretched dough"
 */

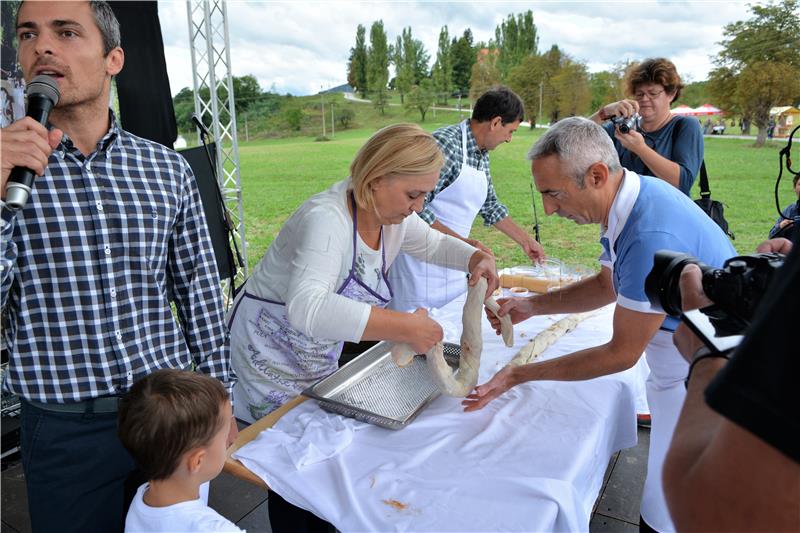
xmin=392 ymin=278 xmax=514 ymax=397
xmin=507 ymin=312 xmax=593 ymax=367
xmin=484 ymin=297 xmax=513 ymax=348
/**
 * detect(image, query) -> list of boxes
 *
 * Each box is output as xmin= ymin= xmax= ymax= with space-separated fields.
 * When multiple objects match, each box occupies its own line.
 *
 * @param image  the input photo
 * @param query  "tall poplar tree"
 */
xmin=431 ymin=25 xmax=452 ymax=104
xmin=367 ymin=20 xmax=390 ymax=114
xmin=450 ymin=29 xmax=475 ymax=96
xmin=392 ymin=28 xmax=416 ymax=104
xmin=346 ymin=24 xmax=368 ymax=98
xmin=495 ymin=11 xmax=538 ymax=80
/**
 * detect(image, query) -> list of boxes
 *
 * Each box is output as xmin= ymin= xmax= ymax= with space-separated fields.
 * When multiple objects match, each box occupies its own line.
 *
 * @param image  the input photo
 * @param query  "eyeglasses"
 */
xmin=634 ymin=89 xmax=665 ymax=101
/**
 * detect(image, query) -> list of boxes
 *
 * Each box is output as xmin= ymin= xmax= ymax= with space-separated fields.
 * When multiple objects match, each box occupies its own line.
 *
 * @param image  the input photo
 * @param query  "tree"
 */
xmin=347 ymin=25 xmax=369 ymax=98
xmin=172 ymin=75 xmax=263 ymax=132
xmin=450 ymin=29 xmax=475 ymax=96
xmin=338 ymin=107 xmax=356 ymax=129
xmin=736 ymin=61 xmax=799 ymax=140
xmin=508 ymin=55 xmax=545 ymax=127
xmin=539 ymin=44 xmax=565 ymax=124
xmin=391 ymin=28 xmax=417 ymax=104
xmin=494 ymin=10 xmax=538 ymax=80
xmin=588 ymin=64 xmax=627 ymax=113
xmin=367 ymin=20 xmax=390 ymax=114
xmin=284 ymin=108 xmax=303 ymax=131
xmin=231 ymin=74 xmax=262 ymax=114
xmin=172 ymin=87 xmax=195 ymax=132
xmin=551 ymin=59 xmax=591 ymax=118
xmin=708 ymin=0 xmax=800 ymax=145
xmin=405 ymin=79 xmax=436 ymax=121
xmin=469 ymin=49 xmax=500 ymax=101
xmin=431 ymin=25 xmax=452 ymax=104
xmin=680 ymin=81 xmax=713 ymax=108
xmin=410 ymin=37 xmax=430 ymax=85
xmin=392 ymin=34 xmax=412 ymax=103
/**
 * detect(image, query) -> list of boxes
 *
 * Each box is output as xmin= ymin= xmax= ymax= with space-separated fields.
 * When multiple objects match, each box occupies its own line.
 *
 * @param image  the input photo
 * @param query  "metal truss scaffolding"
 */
xmin=186 ymin=0 xmax=248 ymax=303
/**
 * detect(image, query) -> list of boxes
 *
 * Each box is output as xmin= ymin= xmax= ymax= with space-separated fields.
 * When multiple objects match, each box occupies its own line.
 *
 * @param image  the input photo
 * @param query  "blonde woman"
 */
xmin=229 ymin=123 xmax=498 ymax=424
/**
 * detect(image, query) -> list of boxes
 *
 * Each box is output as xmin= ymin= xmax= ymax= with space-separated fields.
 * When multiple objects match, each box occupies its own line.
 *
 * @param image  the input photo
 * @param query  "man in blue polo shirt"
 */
xmin=463 ymin=117 xmax=735 ymax=532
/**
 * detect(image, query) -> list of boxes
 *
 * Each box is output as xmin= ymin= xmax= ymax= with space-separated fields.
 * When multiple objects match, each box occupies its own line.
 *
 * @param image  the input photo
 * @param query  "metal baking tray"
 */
xmin=302 ymin=341 xmax=460 ymax=430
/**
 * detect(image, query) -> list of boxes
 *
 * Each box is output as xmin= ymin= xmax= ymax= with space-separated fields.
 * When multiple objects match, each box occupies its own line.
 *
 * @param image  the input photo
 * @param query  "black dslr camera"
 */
xmin=645 ymin=250 xmax=785 ymax=338
xmin=610 ymin=113 xmax=641 ymax=134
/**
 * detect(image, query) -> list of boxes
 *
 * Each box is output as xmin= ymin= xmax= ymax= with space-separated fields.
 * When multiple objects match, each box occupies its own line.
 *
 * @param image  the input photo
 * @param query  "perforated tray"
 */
xmin=302 ymin=341 xmax=460 ymax=430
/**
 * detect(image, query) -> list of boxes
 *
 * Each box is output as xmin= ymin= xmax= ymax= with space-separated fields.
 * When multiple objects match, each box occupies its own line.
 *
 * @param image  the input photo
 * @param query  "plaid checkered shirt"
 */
xmin=418 ymin=119 xmax=509 ymax=226
xmin=1 ymin=113 xmax=232 ymax=403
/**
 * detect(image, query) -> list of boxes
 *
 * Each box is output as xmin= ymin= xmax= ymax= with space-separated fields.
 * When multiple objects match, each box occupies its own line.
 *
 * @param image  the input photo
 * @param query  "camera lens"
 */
xmin=611 ymin=114 xmax=638 ymax=134
xmin=644 ymin=250 xmax=713 ymax=316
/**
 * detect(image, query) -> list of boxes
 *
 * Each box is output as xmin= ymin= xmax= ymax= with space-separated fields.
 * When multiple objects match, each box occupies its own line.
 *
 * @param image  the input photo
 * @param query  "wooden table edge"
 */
xmin=224 ymin=395 xmax=309 ymax=490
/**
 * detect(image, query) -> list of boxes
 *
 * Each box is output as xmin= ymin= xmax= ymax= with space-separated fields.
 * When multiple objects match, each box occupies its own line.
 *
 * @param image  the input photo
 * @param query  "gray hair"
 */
xmin=527 ymin=117 xmax=621 ymax=187
xmin=89 ymin=1 xmax=121 ymax=56
xmin=16 ymin=1 xmax=121 ymax=56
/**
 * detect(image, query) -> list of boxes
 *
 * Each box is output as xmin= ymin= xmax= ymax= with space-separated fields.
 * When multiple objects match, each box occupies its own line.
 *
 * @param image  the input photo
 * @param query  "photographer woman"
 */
xmin=590 ymin=58 xmax=703 ymax=196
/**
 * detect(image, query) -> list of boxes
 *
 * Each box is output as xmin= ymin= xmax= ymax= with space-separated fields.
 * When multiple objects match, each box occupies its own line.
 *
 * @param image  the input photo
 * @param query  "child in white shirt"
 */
xmin=118 ymin=369 xmax=244 ymax=532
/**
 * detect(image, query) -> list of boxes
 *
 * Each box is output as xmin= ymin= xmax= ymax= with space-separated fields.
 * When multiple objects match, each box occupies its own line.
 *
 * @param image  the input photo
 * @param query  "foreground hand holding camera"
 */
xmin=663 ymin=236 xmax=800 ymax=532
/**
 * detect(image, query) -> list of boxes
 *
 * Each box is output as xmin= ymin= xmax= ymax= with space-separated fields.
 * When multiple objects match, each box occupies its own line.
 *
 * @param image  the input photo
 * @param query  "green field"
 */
xmin=236 ymin=120 xmax=794 ymax=273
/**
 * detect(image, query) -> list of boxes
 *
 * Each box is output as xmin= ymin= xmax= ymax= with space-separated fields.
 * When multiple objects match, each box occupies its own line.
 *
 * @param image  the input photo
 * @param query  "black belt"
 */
xmin=26 ymin=396 xmax=121 ymax=414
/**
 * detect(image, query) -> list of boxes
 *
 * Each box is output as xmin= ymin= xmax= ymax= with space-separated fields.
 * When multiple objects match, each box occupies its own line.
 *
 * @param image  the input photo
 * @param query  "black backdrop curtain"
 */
xmin=110 ymin=1 xmax=177 ymax=148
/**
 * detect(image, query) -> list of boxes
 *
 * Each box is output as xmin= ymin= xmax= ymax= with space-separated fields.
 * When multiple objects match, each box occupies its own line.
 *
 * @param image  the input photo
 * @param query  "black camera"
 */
xmin=610 ymin=113 xmax=641 ymax=134
xmin=644 ymin=250 xmax=785 ymax=336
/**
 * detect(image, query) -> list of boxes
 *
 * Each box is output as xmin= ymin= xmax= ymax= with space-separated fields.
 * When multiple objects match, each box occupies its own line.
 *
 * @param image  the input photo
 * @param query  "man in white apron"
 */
xmin=389 ymin=86 xmax=545 ymax=312
xmin=464 ymin=117 xmax=735 ymax=532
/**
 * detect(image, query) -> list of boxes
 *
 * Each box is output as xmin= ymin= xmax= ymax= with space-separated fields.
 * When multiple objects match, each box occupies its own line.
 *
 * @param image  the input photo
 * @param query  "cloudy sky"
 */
xmin=157 ymin=1 xmax=754 ymax=97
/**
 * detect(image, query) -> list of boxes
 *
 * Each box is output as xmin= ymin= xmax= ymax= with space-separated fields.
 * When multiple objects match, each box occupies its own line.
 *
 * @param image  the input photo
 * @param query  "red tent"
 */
xmin=671 ymin=105 xmax=696 ymax=115
xmin=694 ymin=104 xmax=722 ymax=115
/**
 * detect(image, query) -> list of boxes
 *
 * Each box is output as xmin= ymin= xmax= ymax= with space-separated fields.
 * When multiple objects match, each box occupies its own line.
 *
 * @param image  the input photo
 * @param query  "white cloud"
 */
xmin=157 ymin=0 xmax=753 ymax=96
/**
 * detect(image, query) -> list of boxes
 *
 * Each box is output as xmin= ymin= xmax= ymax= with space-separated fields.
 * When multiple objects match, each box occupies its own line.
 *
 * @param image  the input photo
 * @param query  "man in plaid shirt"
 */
xmin=0 ymin=2 xmax=231 ymax=531
xmin=389 ymin=86 xmax=546 ymax=311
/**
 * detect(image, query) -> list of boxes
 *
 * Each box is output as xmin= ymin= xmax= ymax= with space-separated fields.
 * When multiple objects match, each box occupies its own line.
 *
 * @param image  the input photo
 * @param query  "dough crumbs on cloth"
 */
xmin=383 ymin=499 xmax=408 ymax=510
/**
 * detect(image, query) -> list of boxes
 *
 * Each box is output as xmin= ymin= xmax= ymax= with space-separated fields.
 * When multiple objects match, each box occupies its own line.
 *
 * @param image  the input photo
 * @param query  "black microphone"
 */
xmin=192 ymin=113 xmax=210 ymax=138
xmin=5 ymin=75 xmax=60 ymax=210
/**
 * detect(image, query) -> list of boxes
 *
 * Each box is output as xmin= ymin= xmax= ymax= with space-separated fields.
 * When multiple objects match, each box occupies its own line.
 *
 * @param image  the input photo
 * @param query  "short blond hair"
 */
xmin=350 ymin=123 xmax=444 ymax=210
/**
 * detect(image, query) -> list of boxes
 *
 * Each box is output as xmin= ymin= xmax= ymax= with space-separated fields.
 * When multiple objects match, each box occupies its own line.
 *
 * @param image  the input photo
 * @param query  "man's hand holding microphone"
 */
xmin=1 ymin=75 xmax=62 ymax=209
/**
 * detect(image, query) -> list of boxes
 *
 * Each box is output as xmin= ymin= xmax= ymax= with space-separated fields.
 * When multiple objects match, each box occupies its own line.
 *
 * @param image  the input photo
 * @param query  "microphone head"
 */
xmin=26 ymin=74 xmax=60 ymax=106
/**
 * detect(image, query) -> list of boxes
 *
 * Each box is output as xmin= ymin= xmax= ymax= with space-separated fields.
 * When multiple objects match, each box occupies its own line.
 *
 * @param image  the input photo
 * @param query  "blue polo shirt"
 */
xmin=604 ymin=115 xmax=703 ymax=196
xmin=599 ymin=171 xmax=736 ymax=331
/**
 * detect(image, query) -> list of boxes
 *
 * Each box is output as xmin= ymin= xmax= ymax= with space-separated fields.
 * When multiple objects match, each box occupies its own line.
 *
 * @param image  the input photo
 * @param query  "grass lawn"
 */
xmin=236 ymin=125 xmax=793 ymax=273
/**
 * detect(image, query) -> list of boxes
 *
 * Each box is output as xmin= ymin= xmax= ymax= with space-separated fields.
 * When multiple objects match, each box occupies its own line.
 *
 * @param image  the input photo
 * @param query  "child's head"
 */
xmin=118 ymin=369 xmax=233 ymax=483
xmin=793 ymin=173 xmax=800 ymax=198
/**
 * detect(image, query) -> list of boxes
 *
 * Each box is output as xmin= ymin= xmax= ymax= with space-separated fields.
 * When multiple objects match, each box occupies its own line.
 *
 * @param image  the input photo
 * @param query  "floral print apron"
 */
xmin=229 ymin=194 xmax=393 ymax=422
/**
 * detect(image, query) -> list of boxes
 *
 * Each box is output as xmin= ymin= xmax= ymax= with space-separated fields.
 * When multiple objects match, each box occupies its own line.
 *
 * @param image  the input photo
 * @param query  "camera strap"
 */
xmin=685 ymin=347 xmax=731 ymax=390
xmin=698 ymin=161 xmax=711 ymax=199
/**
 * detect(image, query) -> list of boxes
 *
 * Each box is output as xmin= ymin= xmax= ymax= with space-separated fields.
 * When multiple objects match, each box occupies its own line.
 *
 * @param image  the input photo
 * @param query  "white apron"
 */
xmin=388 ymin=120 xmax=488 ymax=311
xmin=229 ymin=194 xmax=393 ymax=423
xmin=640 ymin=329 xmax=689 ymax=532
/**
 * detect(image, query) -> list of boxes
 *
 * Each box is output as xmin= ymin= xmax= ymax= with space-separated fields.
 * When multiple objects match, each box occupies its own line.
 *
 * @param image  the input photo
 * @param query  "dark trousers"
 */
xmin=640 ymin=514 xmax=658 ymax=533
xmin=20 ymin=400 xmax=143 ymax=533
xmin=268 ymin=490 xmax=335 ymax=533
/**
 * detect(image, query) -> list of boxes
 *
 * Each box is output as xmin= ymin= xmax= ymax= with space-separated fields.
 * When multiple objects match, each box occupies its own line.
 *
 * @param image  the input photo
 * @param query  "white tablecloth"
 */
xmin=234 ymin=301 xmax=641 ymax=532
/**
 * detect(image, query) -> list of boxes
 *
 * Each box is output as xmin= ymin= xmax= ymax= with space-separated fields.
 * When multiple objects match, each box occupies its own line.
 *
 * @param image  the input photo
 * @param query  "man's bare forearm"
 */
xmin=664 ymin=357 xmax=800 ymax=531
xmin=529 ymin=269 xmax=615 ymax=316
